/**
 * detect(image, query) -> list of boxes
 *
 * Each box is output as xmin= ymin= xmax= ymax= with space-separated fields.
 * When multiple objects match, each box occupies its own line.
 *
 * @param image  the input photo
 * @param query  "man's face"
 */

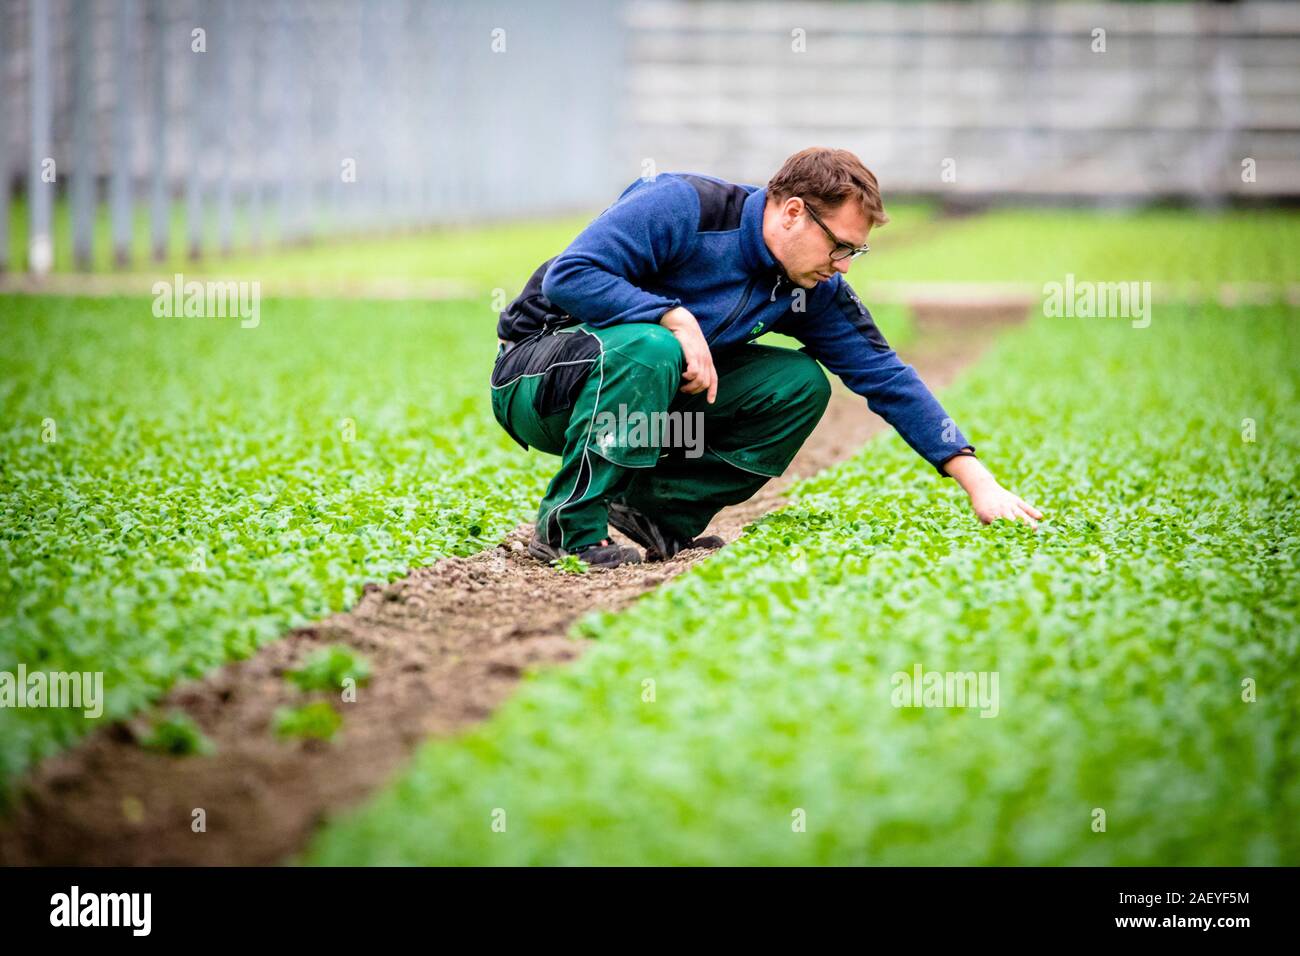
xmin=767 ymin=196 xmax=872 ymax=289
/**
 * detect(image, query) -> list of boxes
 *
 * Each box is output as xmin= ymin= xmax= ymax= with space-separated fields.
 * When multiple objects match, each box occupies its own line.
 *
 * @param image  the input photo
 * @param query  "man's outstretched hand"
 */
xmin=661 ymin=306 xmax=718 ymax=404
xmin=944 ymin=453 xmax=1044 ymax=529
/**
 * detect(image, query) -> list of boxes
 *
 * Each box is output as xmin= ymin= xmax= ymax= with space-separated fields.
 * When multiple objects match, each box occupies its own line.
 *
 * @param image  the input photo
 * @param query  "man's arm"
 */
xmin=787 ymin=279 xmax=975 ymax=474
xmin=787 ymin=279 xmax=1043 ymax=527
xmin=540 ymin=176 xmax=699 ymax=328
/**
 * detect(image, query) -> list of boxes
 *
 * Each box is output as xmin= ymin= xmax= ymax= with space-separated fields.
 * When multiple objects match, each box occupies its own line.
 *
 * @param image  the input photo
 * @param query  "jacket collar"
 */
xmin=741 ymin=186 xmax=781 ymax=276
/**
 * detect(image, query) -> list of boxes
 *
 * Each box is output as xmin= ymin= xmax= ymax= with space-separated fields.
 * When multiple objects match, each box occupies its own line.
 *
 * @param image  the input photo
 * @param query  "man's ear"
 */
xmin=781 ymin=196 xmax=804 ymax=226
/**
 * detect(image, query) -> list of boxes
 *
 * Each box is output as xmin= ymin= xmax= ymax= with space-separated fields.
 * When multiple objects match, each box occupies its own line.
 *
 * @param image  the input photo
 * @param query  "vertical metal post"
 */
xmin=0 ymin=0 xmax=11 ymax=275
xmin=110 ymin=0 xmax=135 ymax=268
xmin=150 ymin=0 xmax=169 ymax=262
xmin=275 ymin=0 xmax=292 ymax=243
xmin=215 ymin=0 xmax=233 ymax=254
xmin=28 ymin=0 xmax=54 ymax=276
xmin=186 ymin=0 xmax=204 ymax=260
xmin=71 ymin=0 xmax=95 ymax=271
xmin=248 ymin=0 xmax=264 ymax=251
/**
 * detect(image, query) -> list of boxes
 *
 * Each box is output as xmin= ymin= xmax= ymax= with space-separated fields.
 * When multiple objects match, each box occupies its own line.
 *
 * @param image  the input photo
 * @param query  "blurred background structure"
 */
xmin=1 ymin=0 xmax=1297 ymax=277
xmin=0 ymin=0 xmax=622 ymax=274
xmin=629 ymin=0 xmax=1300 ymax=201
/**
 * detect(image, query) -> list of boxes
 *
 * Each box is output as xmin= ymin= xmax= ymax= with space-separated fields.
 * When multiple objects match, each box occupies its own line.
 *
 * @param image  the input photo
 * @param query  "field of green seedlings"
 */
xmin=305 ymin=302 xmax=1299 ymax=865
xmin=3 ymin=204 xmax=1298 ymax=865
xmin=0 ymin=257 xmax=913 ymax=787
xmin=0 ymin=295 xmax=544 ymax=784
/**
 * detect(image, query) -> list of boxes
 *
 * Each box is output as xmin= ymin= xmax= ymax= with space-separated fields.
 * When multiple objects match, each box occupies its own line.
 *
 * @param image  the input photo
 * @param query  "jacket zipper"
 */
xmin=769 ymin=272 xmax=785 ymax=301
xmin=712 ymin=276 xmax=759 ymax=345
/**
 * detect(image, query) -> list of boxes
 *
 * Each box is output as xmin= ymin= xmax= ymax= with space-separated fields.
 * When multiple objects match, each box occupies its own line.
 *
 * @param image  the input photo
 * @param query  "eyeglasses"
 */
xmin=802 ymin=200 xmax=870 ymax=261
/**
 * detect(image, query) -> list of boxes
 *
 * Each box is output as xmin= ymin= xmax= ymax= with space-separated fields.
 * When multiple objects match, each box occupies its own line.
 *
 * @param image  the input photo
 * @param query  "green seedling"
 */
xmin=139 ymin=711 xmax=215 ymax=757
xmin=285 ymin=645 xmax=372 ymax=693
xmin=273 ymin=701 xmax=343 ymax=741
xmin=552 ymin=554 xmax=589 ymax=575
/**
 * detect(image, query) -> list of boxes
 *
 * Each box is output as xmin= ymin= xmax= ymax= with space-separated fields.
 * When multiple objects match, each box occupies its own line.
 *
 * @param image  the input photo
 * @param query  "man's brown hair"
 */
xmin=766 ymin=146 xmax=889 ymax=227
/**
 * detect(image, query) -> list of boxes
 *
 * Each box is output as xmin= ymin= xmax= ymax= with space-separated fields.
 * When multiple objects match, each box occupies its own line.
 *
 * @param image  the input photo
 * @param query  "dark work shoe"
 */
xmin=528 ymin=534 xmax=642 ymax=569
xmin=607 ymin=501 xmax=725 ymax=562
xmin=687 ymin=534 xmax=726 ymax=553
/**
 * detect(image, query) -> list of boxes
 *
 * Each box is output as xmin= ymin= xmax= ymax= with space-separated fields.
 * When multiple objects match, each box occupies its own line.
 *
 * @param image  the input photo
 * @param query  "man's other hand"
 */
xmin=660 ymin=306 xmax=718 ymax=404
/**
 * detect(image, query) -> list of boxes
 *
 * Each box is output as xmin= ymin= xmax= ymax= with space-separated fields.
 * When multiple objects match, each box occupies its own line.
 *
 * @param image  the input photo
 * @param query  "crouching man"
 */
xmin=491 ymin=147 xmax=1042 ymax=568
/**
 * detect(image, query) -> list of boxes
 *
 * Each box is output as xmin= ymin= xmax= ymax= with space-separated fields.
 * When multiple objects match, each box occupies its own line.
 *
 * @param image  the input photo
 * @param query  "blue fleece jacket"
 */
xmin=539 ymin=172 xmax=975 ymax=475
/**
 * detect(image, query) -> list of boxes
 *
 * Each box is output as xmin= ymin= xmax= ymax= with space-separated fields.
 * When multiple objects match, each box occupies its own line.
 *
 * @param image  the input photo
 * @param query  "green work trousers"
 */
xmin=490 ymin=322 xmax=831 ymax=552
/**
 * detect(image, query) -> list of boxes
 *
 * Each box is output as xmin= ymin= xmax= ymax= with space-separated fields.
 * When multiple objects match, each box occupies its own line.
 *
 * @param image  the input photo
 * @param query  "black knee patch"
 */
xmin=491 ymin=330 xmax=601 ymax=419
